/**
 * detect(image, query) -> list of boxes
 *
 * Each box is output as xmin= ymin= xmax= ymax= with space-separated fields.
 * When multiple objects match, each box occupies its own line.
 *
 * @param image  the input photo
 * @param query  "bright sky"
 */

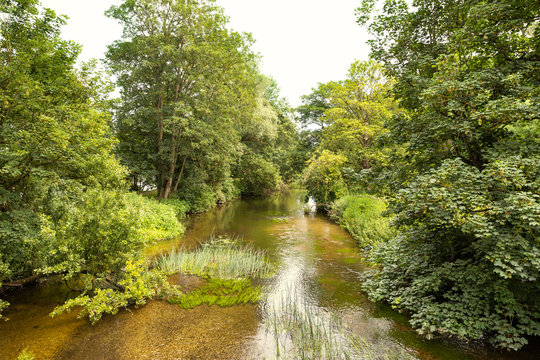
xmin=41 ymin=0 xmax=371 ymax=106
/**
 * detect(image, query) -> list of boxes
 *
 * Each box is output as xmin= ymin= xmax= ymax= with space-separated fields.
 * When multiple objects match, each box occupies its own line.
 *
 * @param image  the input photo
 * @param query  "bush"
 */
xmin=329 ymin=194 xmax=394 ymax=249
xmin=302 ymin=150 xmax=348 ymax=207
xmin=175 ymin=178 xmax=218 ymax=213
xmin=364 ymin=156 xmax=540 ymax=350
xmin=218 ymin=177 xmax=241 ymax=203
xmin=236 ymin=153 xmax=281 ymax=197
xmin=42 ymin=190 xmax=184 ymax=278
xmin=50 ymin=260 xmax=181 ymax=324
xmin=159 ymin=197 xmax=190 ymax=220
xmin=41 ymin=189 xmax=149 ymax=280
xmin=126 ymin=193 xmax=185 ymax=242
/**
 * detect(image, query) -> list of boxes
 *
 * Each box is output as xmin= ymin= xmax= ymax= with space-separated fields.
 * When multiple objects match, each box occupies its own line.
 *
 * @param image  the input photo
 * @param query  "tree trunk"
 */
xmin=157 ymin=94 xmax=165 ymax=198
xmin=173 ymin=155 xmax=187 ymax=193
xmin=162 ymin=129 xmax=182 ymax=199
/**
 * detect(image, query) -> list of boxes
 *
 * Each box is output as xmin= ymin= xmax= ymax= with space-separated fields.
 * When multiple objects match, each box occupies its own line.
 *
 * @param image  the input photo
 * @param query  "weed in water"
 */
xmin=169 ymin=278 xmax=261 ymax=309
xmin=155 ymin=235 xmax=273 ymax=279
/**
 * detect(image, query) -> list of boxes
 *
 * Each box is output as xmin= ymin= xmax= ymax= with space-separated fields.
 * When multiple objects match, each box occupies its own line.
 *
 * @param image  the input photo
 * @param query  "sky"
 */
xmin=40 ymin=0 xmax=371 ymax=106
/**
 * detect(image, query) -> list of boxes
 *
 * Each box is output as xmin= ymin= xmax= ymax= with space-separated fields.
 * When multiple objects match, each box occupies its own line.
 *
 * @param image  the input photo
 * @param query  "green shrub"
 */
xmin=302 ymin=150 xmax=348 ymax=207
xmin=219 ymin=177 xmax=241 ymax=203
xmin=50 ymin=260 xmax=181 ymax=324
xmin=236 ymin=153 xmax=281 ymax=197
xmin=41 ymin=190 xmax=184 ymax=323
xmin=41 ymin=189 xmax=149 ymax=280
xmin=364 ymin=157 xmax=540 ymax=350
xmin=160 ymin=198 xmax=190 ymax=220
xmin=126 ymin=193 xmax=185 ymax=242
xmin=329 ymin=194 xmax=395 ymax=249
xmin=175 ymin=179 xmax=218 ymax=213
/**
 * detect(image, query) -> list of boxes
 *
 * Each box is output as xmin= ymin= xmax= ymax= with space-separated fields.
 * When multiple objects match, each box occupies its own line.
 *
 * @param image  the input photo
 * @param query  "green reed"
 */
xmin=155 ymin=235 xmax=273 ymax=279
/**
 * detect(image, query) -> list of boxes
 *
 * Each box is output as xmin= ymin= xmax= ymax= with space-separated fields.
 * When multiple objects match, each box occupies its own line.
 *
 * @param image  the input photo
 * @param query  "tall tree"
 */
xmin=106 ymin=0 xmax=259 ymax=199
xmin=300 ymin=60 xmax=401 ymax=199
xmin=320 ymin=60 xmax=398 ymax=171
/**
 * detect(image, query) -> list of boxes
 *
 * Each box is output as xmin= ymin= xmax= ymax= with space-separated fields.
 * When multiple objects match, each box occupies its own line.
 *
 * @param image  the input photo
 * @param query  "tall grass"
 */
xmin=155 ymin=235 xmax=273 ymax=279
xmin=329 ymin=194 xmax=395 ymax=249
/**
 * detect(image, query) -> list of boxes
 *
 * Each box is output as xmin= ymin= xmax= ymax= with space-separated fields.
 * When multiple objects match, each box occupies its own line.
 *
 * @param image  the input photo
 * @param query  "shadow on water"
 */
xmin=0 ymin=191 xmax=538 ymax=359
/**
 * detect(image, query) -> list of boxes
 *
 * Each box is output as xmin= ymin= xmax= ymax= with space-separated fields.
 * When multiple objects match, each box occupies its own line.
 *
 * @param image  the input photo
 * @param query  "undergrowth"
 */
xmin=329 ymin=194 xmax=395 ymax=249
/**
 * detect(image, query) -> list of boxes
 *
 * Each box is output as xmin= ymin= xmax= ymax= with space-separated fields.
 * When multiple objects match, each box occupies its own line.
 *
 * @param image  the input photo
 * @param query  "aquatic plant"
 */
xmin=263 ymin=288 xmax=414 ymax=360
xmin=16 ymin=348 xmax=35 ymax=360
xmin=156 ymin=235 xmax=273 ymax=279
xmin=169 ymin=278 xmax=261 ymax=309
xmin=0 ymin=293 xmax=8 ymax=321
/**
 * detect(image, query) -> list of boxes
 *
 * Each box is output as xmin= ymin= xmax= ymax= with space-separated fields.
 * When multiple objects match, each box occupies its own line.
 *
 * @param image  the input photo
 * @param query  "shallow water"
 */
xmin=0 ymin=191 xmax=538 ymax=359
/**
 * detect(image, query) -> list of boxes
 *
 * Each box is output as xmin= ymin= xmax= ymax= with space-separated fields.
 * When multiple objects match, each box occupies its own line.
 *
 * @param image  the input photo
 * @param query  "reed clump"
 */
xmin=264 ymin=289 xmax=415 ymax=360
xmin=155 ymin=235 xmax=273 ymax=279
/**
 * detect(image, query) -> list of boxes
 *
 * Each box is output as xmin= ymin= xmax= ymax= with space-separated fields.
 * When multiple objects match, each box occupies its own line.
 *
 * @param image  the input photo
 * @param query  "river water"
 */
xmin=0 ymin=191 xmax=538 ymax=359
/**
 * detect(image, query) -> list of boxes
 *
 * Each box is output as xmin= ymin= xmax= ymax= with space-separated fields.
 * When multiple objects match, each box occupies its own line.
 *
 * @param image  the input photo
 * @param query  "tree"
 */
xmin=299 ymin=60 xmax=402 ymax=196
xmin=0 ymin=0 xmax=126 ymax=283
xmin=358 ymin=0 xmax=540 ymax=349
xmin=106 ymin=0 xmax=259 ymax=200
xmin=302 ymin=150 xmax=348 ymax=207
xmin=320 ymin=60 xmax=398 ymax=172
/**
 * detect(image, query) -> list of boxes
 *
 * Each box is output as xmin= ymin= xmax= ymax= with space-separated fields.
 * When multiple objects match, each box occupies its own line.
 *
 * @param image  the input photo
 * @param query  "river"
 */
xmin=0 ymin=191 xmax=538 ymax=359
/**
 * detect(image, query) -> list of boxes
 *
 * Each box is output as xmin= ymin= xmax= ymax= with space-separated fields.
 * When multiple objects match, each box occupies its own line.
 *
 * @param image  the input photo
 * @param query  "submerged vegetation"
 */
xmin=263 ymin=286 xmax=414 ymax=360
xmin=160 ymin=236 xmax=271 ymax=309
xmin=169 ymin=278 xmax=262 ymax=309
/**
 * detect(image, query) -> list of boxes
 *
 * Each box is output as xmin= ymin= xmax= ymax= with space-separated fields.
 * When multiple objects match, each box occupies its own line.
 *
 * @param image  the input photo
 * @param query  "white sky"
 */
xmin=40 ymin=0 xmax=371 ymax=106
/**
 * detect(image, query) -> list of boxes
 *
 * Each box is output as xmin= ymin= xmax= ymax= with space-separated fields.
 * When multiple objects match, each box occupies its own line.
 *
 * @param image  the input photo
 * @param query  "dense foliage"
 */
xmin=107 ymin=0 xmax=298 ymax=206
xmin=329 ymin=194 xmax=394 ymax=250
xmin=299 ymin=60 xmax=401 ymax=204
xmin=1 ymin=0 xmax=538 ymax=353
xmin=0 ymin=0 xmax=182 ymax=319
xmin=0 ymin=0 xmax=126 ymax=285
xmin=0 ymin=0 xmax=296 ymax=321
xmin=356 ymin=0 xmax=540 ymax=350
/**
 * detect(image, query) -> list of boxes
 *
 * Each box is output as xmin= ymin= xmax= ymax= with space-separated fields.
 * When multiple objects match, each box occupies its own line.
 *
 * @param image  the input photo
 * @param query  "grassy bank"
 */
xmin=328 ymin=194 xmax=395 ymax=250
